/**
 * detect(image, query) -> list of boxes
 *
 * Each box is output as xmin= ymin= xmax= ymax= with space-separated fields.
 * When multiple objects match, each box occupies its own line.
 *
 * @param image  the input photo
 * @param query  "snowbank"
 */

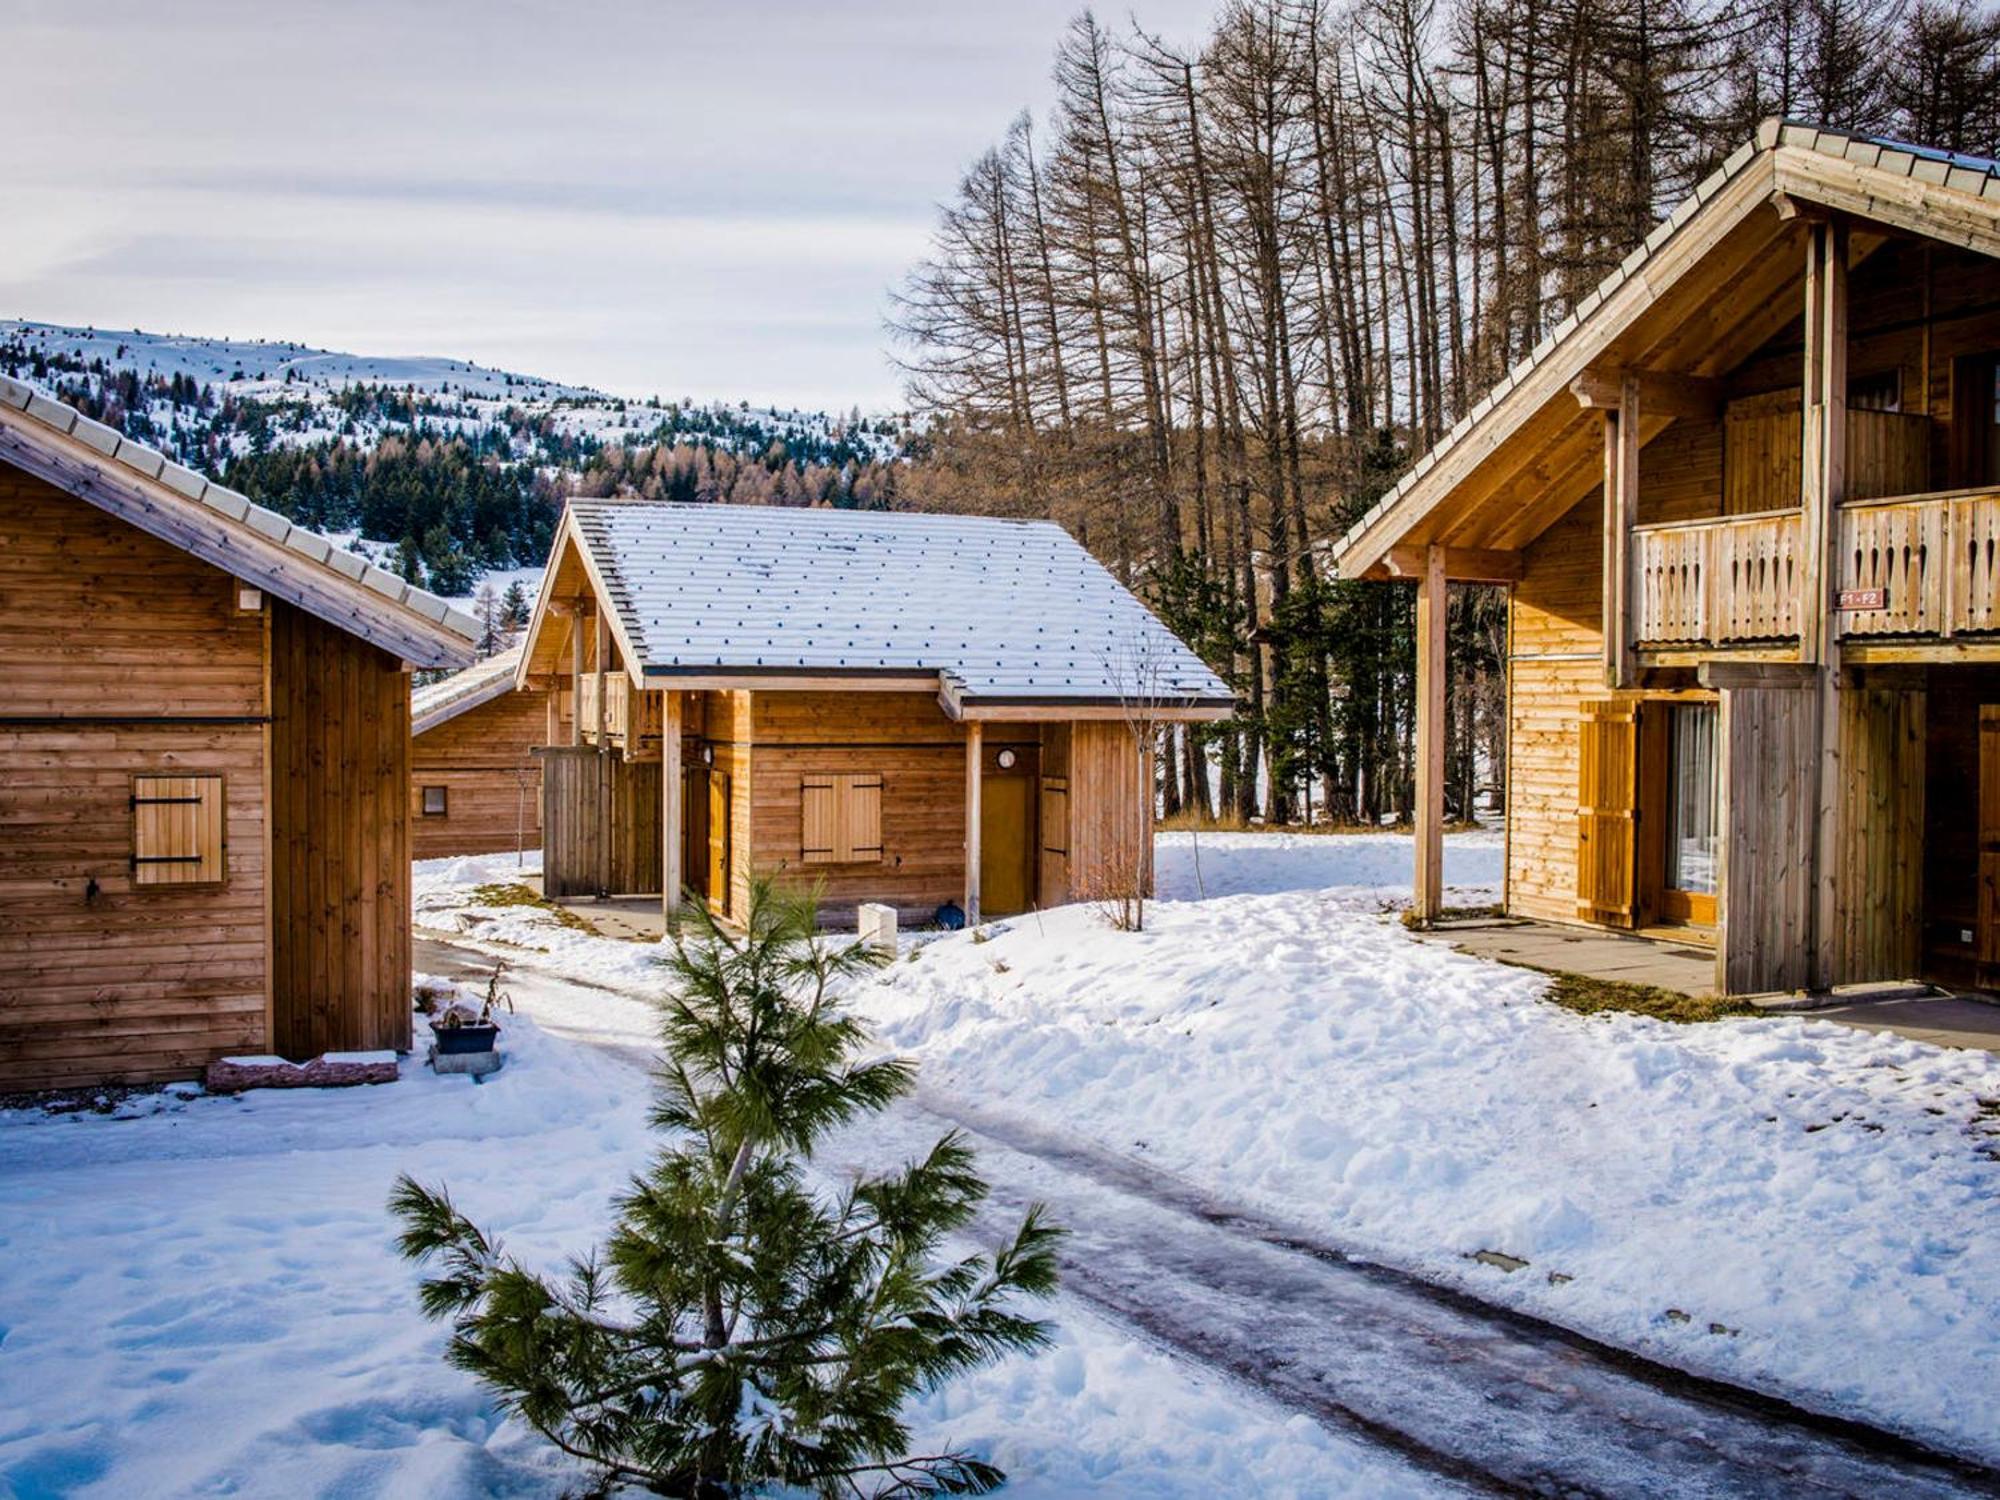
xmin=855 ymin=833 xmax=2000 ymax=1460
xmin=0 ymin=980 xmax=1434 ymax=1497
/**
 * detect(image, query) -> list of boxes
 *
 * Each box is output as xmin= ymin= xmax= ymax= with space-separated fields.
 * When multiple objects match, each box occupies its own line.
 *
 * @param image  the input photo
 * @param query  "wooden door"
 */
xmin=683 ymin=767 xmax=709 ymax=903
xmin=980 ymin=774 xmax=1034 ymax=917
xmin=1576 ymin=700 xmax=1639 ymax=927
xmin=707 ymin=770 xmax=731 ymax=919
xmin=1981 ymin=705 xmax=2000 ymax=986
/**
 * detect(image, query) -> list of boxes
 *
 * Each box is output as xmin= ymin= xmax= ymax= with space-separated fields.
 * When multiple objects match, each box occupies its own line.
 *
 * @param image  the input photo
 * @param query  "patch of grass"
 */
xmin=467 ymin=882 xmax=599 ymax=935
xmin=1536 ymin=969 xmax=1756 ymax=1024
xmin=1400 ymin=903 xmax=1505 ymax=930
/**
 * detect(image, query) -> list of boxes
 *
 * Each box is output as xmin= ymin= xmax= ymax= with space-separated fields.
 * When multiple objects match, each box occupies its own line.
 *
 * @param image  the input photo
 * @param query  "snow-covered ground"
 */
xmin=0 ymin=874 xmax=1440 ymax=1497
xmin=413 ymin=831 xmax=2000 ymax=1464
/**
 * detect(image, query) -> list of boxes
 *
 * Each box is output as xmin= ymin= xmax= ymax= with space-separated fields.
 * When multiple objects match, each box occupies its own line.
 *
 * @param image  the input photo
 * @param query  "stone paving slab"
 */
xmin=1810 ymin=996 xmax=2000 ymax=1055
xmin=1416 ymin=920 xmax=1716 ymax=996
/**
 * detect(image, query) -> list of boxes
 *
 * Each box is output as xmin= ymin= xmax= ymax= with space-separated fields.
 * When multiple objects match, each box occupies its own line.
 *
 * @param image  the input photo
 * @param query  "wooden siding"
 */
xmin=0 ymin=470 xmax=270 ymax=1089
xmin=1506 ymin=497 xmax=1604 ymax=923
xmin=746 ymin=692 xmax=978 ymax=922
xmin=411 ymin=686 xmax=546 ymax=859
xmin=1832 ymin=683 xmax=1926 ymax=982
xmin=1716 ymin=685 xmax=1818 ymax=995
xmin=1063 ymin=721 xmax=1153 ymax=901
xmin=268 ymin=601 xmax=413 ymax=1059
xmin=540 ymin=746 xmax=661 ymax=898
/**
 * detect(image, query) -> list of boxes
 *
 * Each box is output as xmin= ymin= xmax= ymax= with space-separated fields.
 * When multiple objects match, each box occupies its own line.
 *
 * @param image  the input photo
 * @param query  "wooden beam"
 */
xmin=569 ymin=613 xmax=584 ymax=747
xmin=964 ymin=721 xmax=983 ymax=926
xmin=596 ymin=610 xmax=611 ymax=898
xmin=1804 ymin=218 xmax=1850 ymax=990
xmin=1413 ymin=544 xmax=1446 ymax=923
xmin=1381 ymin=544 xmax=1523 ymax=584
xmin=1697 ymin=660 xmax=1816 ymax=689
xmin=1602 ymin=375 xmax=1640 ymax=689
xmin=661 ymin=690 xmax=682 ymax=928
xmin=1570 ymin=368 xmax=1722 ymax=422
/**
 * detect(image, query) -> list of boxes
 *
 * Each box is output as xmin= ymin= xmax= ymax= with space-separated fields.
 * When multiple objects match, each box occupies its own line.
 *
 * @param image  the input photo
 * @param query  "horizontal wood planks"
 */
xmin=268 ymin=600 xmax=412 ymax=1060
xmin=411 ymin=686 xmax=547 ymax=859
xmin=1506 ymin=497 xmax=1604 ymax=923
xmin=0 ymin=471 xmax=269 ymax=1088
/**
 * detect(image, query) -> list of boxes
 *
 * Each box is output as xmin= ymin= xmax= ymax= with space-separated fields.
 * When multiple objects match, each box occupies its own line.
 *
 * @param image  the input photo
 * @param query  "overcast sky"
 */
xmin=2 ymin=0 xmax=1219 ymax=412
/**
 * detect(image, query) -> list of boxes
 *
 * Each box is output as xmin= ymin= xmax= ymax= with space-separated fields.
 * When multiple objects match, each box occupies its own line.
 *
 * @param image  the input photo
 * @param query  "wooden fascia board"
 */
xmin=512 ymin=517 xmax=581 ymax=688
xmin=955 ymin=699 xmax=1236 ymax=722
xmin=1773 ymin=149 xmax=2000 ymax=261
xmin=0 ymin=412 xmax=473 ymax=668
xmin=644 ymin=670 xmax=945 ymax=693
xmin=1337 ymin=152 xmax=1780 ymax=578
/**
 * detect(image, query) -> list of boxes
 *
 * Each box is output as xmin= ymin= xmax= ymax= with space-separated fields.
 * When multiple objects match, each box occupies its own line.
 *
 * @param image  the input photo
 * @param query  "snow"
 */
xmin=0 ymin=906 xmax=1439 ymax=1497
xmin=418 ymin=830 xmax=2000 ymax=1464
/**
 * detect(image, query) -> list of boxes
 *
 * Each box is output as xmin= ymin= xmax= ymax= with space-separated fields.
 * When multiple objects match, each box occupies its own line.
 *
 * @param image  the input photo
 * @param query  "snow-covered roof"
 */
xmin=0 ymin=371 xmax=478 ymax=666
xmin=564 ymin=500 xmax=1234 ymax=710
xmin=413 ymin=645 xmax=526 ymax=735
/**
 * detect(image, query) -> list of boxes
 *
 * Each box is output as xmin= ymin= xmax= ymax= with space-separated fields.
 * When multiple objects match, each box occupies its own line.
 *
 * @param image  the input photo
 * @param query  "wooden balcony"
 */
xmin=1632 ymin=488 xmax=2000 ymax=650
xmin=575 ymin=671 xmax=663 ymax=757
xmin=1633 ymin=510 xmax=1805 ymax=647
xmin=1836 ymin=488 xmax=2000 ymax=639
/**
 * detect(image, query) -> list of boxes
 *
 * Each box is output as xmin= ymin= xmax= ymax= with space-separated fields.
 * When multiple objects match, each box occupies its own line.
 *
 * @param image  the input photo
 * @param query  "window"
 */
xmin=1848 ymin=369 xmax=1902 ymax=413
xmin=132 ymin=775 xmax=225 ymax=887
xmin=1663 ymin=703 xmax=1719 ymax=901
xmin=800 ymin=774 xmax=882 ymax=864
xmin=422 ymin=785 xmax=449 ymax=817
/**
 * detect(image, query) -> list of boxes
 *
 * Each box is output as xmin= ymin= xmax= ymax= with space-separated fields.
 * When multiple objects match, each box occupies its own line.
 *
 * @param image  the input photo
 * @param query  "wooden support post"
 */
xmin=595 ymin=611 xmax=611 ymax=898
xmin=568 ymin=611 xmax=584 ymax=747
xmin=1601 ymin=375 xmax=1640 ymax=688
xmin=1413 ymin=543 xmax=1446 ymax=924
xmin=661 ymin=689 xmax=682 ymax=930
xmin=1804 ymin=220 xmax=1849 ymax=989
xmin=964 ymin=721 xmax=983 ymax=926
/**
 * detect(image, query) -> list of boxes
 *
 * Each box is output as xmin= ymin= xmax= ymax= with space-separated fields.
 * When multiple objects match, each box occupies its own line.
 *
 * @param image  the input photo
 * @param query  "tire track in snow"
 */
xmin=422 ymin=936 xmax=2000 ymax=1500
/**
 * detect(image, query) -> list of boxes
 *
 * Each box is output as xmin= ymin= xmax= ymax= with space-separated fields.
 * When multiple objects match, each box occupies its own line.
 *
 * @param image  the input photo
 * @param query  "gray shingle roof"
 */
xmin=0 ymin=370 xmax=481 ymax=643
xmin=569 ymin=500 xmax=1234 ymax=706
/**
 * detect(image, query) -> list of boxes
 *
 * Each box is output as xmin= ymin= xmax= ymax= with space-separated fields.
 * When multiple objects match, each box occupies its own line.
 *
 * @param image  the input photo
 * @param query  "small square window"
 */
xmin=422 ymin=785 xmax=449 ymax=817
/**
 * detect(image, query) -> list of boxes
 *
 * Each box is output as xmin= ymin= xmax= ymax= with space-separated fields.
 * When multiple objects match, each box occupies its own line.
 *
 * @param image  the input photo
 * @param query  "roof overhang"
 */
xmin=413 ymin=657 xmax=525 ymax=736
xmin=1330 ymin=121 xmax=2000 ymax=581
xmin=0 ymin=383 xmax=476 ymax=668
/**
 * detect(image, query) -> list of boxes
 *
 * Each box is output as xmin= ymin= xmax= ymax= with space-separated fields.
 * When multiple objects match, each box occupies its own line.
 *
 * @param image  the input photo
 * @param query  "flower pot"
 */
xmin=433 ymin=1023 xmax=500 ymax=1055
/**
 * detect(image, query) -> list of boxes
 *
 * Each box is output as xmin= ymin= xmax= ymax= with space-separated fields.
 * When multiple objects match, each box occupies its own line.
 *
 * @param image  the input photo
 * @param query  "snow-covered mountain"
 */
xmin=0 ymin=320 xmax=909 ymax=469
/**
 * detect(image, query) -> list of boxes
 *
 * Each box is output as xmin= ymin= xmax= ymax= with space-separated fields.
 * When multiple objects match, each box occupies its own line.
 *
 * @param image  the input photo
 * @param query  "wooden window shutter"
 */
xmin=801 ymin=777 xmax=838 ymax=863
xmin=842 ymin=774 xmax=882 ymax=861
xmin=132 ymin=774 xmax=226 ymax=887
xmin=1576 ymin=701 xmax=1639 ymax=926
xmin=801 ymin=774 xmax=882 ymax=864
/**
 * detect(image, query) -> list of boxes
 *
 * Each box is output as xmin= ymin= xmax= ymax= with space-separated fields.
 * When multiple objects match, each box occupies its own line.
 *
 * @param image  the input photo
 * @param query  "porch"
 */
xmin=1415 ymin=916 xmax=2000 ymax=1053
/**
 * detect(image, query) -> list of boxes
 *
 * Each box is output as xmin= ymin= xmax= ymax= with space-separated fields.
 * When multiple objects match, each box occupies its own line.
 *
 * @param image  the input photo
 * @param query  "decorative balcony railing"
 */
xmin=1836 ymin=488 xmax=2000 ymax=639
xmin=1632 ymin=510 xmax=1804 ymax=647
xmin=1631 ymin=488 xmax=2000 ymax=649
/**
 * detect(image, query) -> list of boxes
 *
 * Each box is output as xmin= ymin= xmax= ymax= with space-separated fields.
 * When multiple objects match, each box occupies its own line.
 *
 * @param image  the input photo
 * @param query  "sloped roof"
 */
xmin=413 ymin=645 xmax=526 ymax=735
xmin=543 ymin=500 xmax=1234 ymax=712
xmin=1331 ymin=119 xmax=2000 ymax=577
xmin=0 ymin=372 xmax=478 ymax=666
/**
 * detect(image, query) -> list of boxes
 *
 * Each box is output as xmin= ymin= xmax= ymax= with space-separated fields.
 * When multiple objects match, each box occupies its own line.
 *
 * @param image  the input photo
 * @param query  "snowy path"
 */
xmin=419 ymin=937 xmax=2000 ymax=1500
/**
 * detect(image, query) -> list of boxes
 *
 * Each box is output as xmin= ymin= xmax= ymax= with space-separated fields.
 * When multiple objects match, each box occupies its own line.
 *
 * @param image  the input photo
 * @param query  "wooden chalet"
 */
xmin=1334 ymin=120 xmax=2000 ymax=996
xmin=515 ymin=501 xmax=1235 ymax=927
xmin=411 ymin=645 xmax=557 ymax=859
xmin=0 ymin=377 xmax=477 ymax=1091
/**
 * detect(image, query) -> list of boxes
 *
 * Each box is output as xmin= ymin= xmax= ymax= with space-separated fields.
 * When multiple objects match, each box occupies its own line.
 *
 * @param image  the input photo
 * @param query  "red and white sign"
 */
xmin=1835 ymin=587 xmax=1888 ymax=611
